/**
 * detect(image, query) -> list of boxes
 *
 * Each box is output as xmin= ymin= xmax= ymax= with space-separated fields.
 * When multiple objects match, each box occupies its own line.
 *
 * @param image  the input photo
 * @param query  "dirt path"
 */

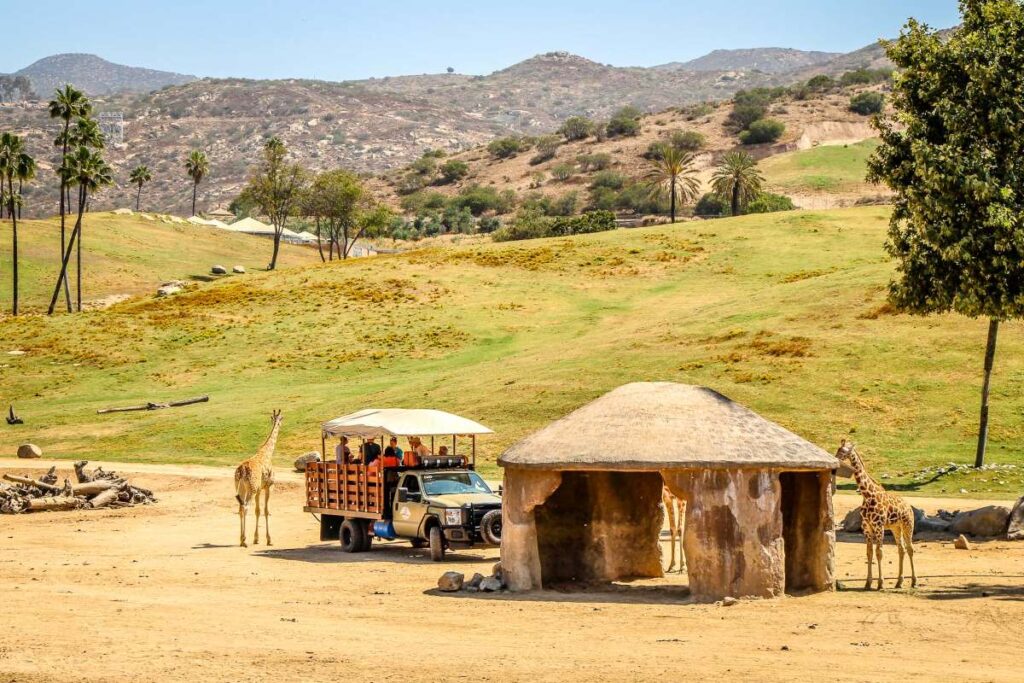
xmin=1 ymin=461 xmax=1022 ymax=682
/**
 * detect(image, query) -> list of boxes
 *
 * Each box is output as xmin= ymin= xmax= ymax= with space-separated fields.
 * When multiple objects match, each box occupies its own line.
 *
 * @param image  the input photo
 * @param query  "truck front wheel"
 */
xmin=340 ymin=519 xmax=366 ymax=553
xmin=480 ymin=509 xmax=502 ymax=546
xmin=429 ymin=526 xmax=445 ymax=562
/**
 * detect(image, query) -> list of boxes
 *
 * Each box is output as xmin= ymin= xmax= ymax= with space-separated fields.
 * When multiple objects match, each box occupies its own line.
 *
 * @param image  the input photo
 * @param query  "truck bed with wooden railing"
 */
xmin=304 ymin=462 xmax=386 ymax=519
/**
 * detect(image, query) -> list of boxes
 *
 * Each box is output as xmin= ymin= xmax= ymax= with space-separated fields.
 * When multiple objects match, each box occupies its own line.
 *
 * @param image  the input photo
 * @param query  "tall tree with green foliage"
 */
xmin=867 ymin=0 xmax=1024 ymax=467
xmin=711 ymin=151 xmax=764 ymax=217
xmin=185 ymin=149 xmax=209 ymax=217
xmin=244 ymin=138 xmax=308 ymax=270
xmin=643 ymin=147 xmax=700 ymax=223
xmin=47 ymin=146 xmax=113 ymax=314
xmin=129 ymin=165 xmax=152 ymax=211
xmin=0 ymin=133 xmax=34 ymax=315
xmin=49 ymin=85 xmax=91 ymax=312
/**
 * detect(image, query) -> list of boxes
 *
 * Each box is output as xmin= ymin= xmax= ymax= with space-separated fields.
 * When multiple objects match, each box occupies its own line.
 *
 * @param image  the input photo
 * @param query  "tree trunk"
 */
xmin=316 ymin=219 xmax=325 ymax=262
xmin=136 ymin=183 xmax=142 ymax=212
xmin=191 ymin=181 xmax=197 ymax=217
xmin=732 ymin=183 xmax=740 ymax=217
xmin=16 ymin=178 xmax=22 ymax=219
xmin=974 ymin=318 xmax=1000 ymax=468
xmin=59 ymin=131 xmax=72 ymax=313
xmin=48 ymin=185 xmax=86 ymax=315
xmin=76 ymin=194 xmax=83 ymax=312
xmin=669 ymin=177 xmax=677 ymax=223
xmin=269 ymin=225 xmax=282 ymax=271
xmin=9 ymin=178 xmax=17 ymax=316
xmin=27 ymin=496 xmax=84 ymax=512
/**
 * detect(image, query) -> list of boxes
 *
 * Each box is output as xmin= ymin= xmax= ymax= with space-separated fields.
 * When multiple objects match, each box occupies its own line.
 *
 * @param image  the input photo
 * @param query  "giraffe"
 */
xmin=234 ymin=410 xmax=282 ymax=547
xmin=835 ymin=439 xmax=916 ymax=590
xmin=662 ymin=486 xmax=686 ymax=574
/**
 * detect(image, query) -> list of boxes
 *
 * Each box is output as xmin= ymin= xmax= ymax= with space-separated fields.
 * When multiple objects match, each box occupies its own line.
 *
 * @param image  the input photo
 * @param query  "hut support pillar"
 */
xmin=500 ymin=467 xmax=562 ymax=591
xmin=663 ymin=468 xmax=785 ymax=602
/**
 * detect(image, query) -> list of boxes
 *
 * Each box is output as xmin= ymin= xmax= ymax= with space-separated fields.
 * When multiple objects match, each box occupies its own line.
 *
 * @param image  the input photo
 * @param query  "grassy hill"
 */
xmin=760 ymin=139 xmax=888 ymax=205
xmin=0 ymin=212 xmax=314 ymax=312
xmin=1 ymin=205 xmax=1021 ymax=497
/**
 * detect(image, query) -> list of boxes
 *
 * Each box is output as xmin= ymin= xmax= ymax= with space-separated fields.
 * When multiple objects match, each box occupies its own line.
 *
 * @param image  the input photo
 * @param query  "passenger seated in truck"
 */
xmin=405 ymin=437 xmax=430 ymax=467
xmin=334 ymin=436 xmax=351 ymax=465
xmin=361 ymin=437 xmax=382 ymax=466
xmin=383 ymin=437 xmax=403 ymax=466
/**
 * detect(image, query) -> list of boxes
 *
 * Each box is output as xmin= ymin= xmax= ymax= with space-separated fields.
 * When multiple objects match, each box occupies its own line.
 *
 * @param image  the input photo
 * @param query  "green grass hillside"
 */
xmin=1 ymin=206 xmax=1022 ymax=497
xmin=761 ymin=139 xmax=882 ymax=198
xmin=0 ymin=212 xmax=313 ymax=312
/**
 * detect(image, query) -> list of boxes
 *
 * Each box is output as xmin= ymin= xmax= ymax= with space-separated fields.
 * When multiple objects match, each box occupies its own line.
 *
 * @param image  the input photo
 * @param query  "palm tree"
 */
xmin=185 ymin=150 xmax=209 ymax=216
xmin=49 ymin=86 xmax=92 ymax=311
xmin=0 ymin=133 xmax=34 ymax=315
xmin=644 ymin=147 xmax=701 ymax=223
xmin=711 ymin=151 xmax=764 ymax=217
xmin=68 ymin=116 xmax=105 ymax=151
xmin=47 ymin=147 xmax=113 ymax=315
xmin=15 ymin=152 xmax=36 ymax=220
xmin=129 ymin=165 xmax=152 ymax=211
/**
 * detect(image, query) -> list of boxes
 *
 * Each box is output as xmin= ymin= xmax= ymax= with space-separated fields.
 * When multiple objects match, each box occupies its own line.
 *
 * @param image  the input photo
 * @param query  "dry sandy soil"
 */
xmin=1 ymin=459 xmax=1022 ymax=683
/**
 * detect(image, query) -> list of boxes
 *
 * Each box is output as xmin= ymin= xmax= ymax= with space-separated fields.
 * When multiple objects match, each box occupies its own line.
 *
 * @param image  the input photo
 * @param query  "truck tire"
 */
xmin=410 ymin=538 xmax=428 ymax=549
xmin=429 ymin=525 xmax=445 ymax=562
xmin=340 ymin=519 xmax=366 ymax=553
xmin=480 ymin=509 xmax=502 ymax=546
xmin=360 ymin=520 xmax=374 ymax=552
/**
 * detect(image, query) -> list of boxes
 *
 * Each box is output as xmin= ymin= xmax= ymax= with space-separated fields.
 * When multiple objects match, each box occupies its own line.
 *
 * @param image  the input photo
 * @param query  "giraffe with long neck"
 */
xmin=234 ymin=410 xmax=282 ymax=547
xmin=836 ymin=439 xmax=916 ymax=590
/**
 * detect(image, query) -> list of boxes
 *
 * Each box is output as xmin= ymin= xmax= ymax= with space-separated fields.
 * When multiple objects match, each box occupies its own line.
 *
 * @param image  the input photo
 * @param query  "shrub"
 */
xmin=680 ymin=102 xmax=714 ymax=120
xmin=746 ymin=192 xmax=796 ymax=214
xmin=729 ymin=103 xmax=768 ymax=131
xmin=644 ymin=142 xmax=670 ymax=160
xmin=550 ymin=210 xmax=616 ymax=236
xmin=397 ymin=173 xmax=429 ymax=195
xmin=529 ymin=172 xmax=546 ymax=189
xmin=529 ymin=135 xmax=561 ymax=165
xmin=614 ymin=182 xmax=666 ymax=215
xmin=740 ymin=118 xmax=786 ymax=145
xmin=488 ymin=136 xmax=524 ymax=159
xmin=694 ymin=193 xmax=730 ymax=218
xmin=559 ymin=116 xmax=595 ymax=141
xmin=551 ymin=163 xmax=575 ymax=181
xmin=438 ymin=159 xmax=469 ymax=184
xmin=606 ymin=105 xmax=642 ymax=137
xmin=478 ymin=215 xmax=501 ymax=233
xmin=670 ymin=130 xmax=706 ymax=152
xmin=577 ymin=153 xmax=612 ymax=172
xmin=409 ymin=155 xmax=437 ymax=176
xmin=400 ymin=190 xmax=447 ymax=213
xmin=806 ymin=74 xmax=835 ymax=91
xmin=839 ymin=68 xmax=893 ymax=87
xmin=849 ymin=92 xmax=885 ymax=115
xmin=590 ymin=170 xmax=626 ymax=191
xmin=450 ymin=184 xmax=516 ymax=215
xmin=493 ymin=209 xmax=615 ymax=242
xmin=443 ymin=205 xmax=476 ymax=233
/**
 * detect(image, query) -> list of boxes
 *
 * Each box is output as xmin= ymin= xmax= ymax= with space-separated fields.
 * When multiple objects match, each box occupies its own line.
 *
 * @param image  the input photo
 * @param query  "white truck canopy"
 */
xmin=322 ymin=408 xmax=493 ymax=438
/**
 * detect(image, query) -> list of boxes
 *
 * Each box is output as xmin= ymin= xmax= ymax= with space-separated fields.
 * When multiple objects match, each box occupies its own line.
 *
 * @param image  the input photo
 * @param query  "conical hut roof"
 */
xmin=498 ymin=382 xmax=837 ymax=471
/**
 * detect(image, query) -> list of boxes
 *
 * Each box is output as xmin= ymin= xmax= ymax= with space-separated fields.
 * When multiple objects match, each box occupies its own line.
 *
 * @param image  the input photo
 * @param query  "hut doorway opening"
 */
xmin=779 ymin=471 xmax=834 ymax=594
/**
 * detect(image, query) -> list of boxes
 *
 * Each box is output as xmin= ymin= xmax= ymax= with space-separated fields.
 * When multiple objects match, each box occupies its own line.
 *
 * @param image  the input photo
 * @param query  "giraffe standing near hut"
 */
xmin=662 ymin=486 xmax=685 ymax=573
xmin=234 ymin=410 xmax=282 ymax=547
xmin=835 ymin=440 xmax=916 ymax=590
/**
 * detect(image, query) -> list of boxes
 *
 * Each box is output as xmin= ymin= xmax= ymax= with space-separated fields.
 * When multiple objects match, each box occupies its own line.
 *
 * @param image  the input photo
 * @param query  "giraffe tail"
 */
xmin=235 ymin=494 xmax=244 ymax=506
xmin=233 ymin=463 xmax=249 ymax=507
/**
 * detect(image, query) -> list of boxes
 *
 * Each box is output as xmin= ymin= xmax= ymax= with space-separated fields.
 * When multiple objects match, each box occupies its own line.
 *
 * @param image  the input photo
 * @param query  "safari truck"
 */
xmin=303 ymin=408 xmax=501 ymax=561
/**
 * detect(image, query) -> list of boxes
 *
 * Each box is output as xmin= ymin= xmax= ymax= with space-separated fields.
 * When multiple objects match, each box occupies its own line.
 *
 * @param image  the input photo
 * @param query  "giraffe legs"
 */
xmin=874 ymin=540 xmax=884 ymax=591
xmin=238 ymin=499 xmax=248 ymax=548
xmin=904 ymin=527 xmax=917 ymax=588
xmin=664 ymin=494 xmax=677 ymax=573
xmin=253 ymin=493 xmax=261 ymax=546
xmin=864 ymin=539 xmax=873 ymax=590
xmin=895 ymin=540 xmax=905 ymax=589
xmin=263 ymin=486 xmax=272 ymax=546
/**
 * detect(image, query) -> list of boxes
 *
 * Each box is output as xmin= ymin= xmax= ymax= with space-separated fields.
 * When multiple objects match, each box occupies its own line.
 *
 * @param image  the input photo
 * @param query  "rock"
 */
xmin=293 ymin=452 xmax=321 ymax=472
xmin=492 ymin=562 xmax=503 ymax=581
xmin=467 ymin=573 xmax=484 ymax=590
xmin=16 ymin=443 xmax=41 ymax=459
xmin=479 ymin=576 xmax=503 ymax=592
xmin=951 ymin=505 xmax=1011 ymax=538
xmin=1007 ymin=496 xmax=1024 ymax=541
xmin=211 ymin=265 xmax=228 ymax=275
xmin=232 ymin=265 xmax=246 ymax=274
xmin=841 ymin=507 xmax=862 ymax=533
xmin=156 ymin=284 xmax=182 ymax=297
xmin=722 ymin=596 xmax=738 ymax=606
xmin=954 ymin=534 xmax=971 ymax=550
xmin=437 ymin=571 xmax=464 ymax=592
xmin=915 ymin=514 xmax=952 ymax=534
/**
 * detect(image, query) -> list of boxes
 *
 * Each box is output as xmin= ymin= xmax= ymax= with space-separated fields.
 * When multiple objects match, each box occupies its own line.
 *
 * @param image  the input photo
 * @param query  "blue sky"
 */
xmin=3 ymin=1 xmax=961 ymax=80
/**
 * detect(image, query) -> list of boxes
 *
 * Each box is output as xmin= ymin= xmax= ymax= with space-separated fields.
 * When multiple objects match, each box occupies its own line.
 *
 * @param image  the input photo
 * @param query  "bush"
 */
xmin=529 ymin=135 xmax=561 ymax=165
xmin=488 ymin=137 xmax=525 ymax=159
xmin=849 ymin=92 xmax=885 ymax=115
xmin=644 ymin=142 xmax=670 ymax=160
xmin=450 ymin=184 xmax=516 ymax=215
xmin=729 ymin=103 xmax=768 ymax=131
xmin=589 ymin=170 xmax=626 ymax=191
xmin=680 ymin=102 xmax=714 ymax=120
xmin=409 ymin=155 xmax=438 ymax=176
xmin=559 ymin=116 xmax=595 ymax=141
xmin=839 ymin=68 xmax=893 ymax=87
xmin=739 ymin=118 xmax=786 ymax=145
xmin=577 ymin=153 xmax=612 ymax=172
xmin=397 ymin=173 xmax=429 ymax=195
xmin=606 ymin=105 xmax=642 ymax=137
xmin=551 ymin=163 xmax=575 ymax=181
xmin=438 ymin=159 xmax=469 ymax=184
xmin=670 ymin=130 xmax=705 ymax=152
xmin=478 ymin=215 xmax=501 ymax=233
xmin=493 ymin=209 xmax=615 ymax=242
xmin=400 ymin=190 xmax=447 ymax=213
xmin=746 ymin=192 xmax=796 ymax=214
xmin=550 ymin=210 xmax=616 ymax=236
xmin=442 ymin=205 xmax=476 ymax=233
xmin=694 ymin=193 xmax=730 ymax=218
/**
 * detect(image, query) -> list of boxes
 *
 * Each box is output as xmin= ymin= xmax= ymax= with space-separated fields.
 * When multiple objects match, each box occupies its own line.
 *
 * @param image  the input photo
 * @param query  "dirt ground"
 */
xmin=1 ymin=459 xmax=1022 ymax=683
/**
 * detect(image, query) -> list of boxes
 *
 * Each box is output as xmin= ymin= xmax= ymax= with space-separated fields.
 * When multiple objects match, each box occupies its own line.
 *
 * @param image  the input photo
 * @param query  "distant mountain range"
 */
xmin=0 ymin=38 xmax=900 ymax=216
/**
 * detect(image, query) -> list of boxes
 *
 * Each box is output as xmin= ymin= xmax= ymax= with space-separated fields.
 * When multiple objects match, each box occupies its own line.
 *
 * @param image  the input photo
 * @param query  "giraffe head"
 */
xmin=270 ymin=409 xmax=283 ymax=427
xmin=835 ymin=438 xmax=856 ymax=464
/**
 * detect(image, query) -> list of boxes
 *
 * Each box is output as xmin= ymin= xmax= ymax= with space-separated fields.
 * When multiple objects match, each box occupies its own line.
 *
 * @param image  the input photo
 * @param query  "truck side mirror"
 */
xmin=397 ymin=487 xmax=409 ymax=503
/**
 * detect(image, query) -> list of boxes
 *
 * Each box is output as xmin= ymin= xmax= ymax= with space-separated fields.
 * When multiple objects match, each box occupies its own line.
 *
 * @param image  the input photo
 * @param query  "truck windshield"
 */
xmin=422 ymin=472 xmax=492 ymax=496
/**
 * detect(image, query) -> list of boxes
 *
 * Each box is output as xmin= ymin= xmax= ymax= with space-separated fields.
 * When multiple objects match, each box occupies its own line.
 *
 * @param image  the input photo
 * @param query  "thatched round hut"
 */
xmin=498 ymin=382 xmax=839 ymax=601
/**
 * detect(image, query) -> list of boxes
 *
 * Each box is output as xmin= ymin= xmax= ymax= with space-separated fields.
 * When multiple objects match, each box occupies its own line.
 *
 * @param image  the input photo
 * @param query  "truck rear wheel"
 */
xmin=480 ymin=509 xmax=502 ymax=546
xmin=360 ymin=521 xmax=374 ymax=552
xmin=429 ymin=526 xmax=445 ymax=562
xmin=410 ymin=539 xmax=428 ymax=549
xmin=340 ymin=519 xmax=366 ymax=553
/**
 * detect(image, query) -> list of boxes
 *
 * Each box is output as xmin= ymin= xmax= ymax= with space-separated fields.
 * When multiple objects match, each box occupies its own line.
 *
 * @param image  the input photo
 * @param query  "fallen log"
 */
xmin=97 ymin=395 xmax=209 ymax=414
xmin=26 ymin=496 xmax=85 ymax=512
xmin=88 ymin=488 xmax=120 ymax=509
xmin=2 ymin=474 xmax=61 ymax=493
xmin=72 ymin=480 xmax=121 ymax=497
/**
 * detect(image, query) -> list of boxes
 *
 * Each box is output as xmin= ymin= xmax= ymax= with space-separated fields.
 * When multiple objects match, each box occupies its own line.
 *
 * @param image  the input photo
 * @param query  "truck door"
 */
xmin=393 ymin=474 xmax=426 ymax=537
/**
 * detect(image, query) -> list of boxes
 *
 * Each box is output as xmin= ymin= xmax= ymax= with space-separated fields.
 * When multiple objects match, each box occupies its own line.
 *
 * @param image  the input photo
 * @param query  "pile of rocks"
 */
xmin=841 ymin=497 xmax=1024 ymax=541
xmin=437 ymin=563 xmax=505 ymax=593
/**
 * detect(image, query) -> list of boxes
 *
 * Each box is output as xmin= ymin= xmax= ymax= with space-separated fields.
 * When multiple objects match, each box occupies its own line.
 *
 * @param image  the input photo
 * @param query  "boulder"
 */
xmin=1007 ymin=496 xmax=1024 ymax=541
xmin=492 ymin=562 xmax=503 ymax=581
xmin=841 ymin=507 xmax=862 ymax=533
xmin=954 ymin=534 xmax=971 ymax=550
xmin=232 ymin=265 xmax=246 ymax=274
xmin=479 ymin=576 xmax=503 ymax=592
xmin=467 ymin=573 xmax=484 ymax=590
xmin=293 ymin=452 xmax=321 ymax=472
xmin=157 ymin=284 xmax=182 ymax=297
xmin=951 ymin=505 xmax=1011 ymax=538
xmin=16 ymin=443 xmax=42 ymax=459
xmin=722 ymin=596 xmax=738 ymax=606
xmin=437 ymin=571 xmax=464 ymax=592
xmin=211 ymin=265 xmax=228 ymax=275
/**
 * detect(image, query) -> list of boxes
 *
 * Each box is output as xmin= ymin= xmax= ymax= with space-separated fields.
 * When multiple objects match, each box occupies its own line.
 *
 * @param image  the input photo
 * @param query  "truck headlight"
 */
xmin=444 ymin=509 xmax=462 ymax=526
